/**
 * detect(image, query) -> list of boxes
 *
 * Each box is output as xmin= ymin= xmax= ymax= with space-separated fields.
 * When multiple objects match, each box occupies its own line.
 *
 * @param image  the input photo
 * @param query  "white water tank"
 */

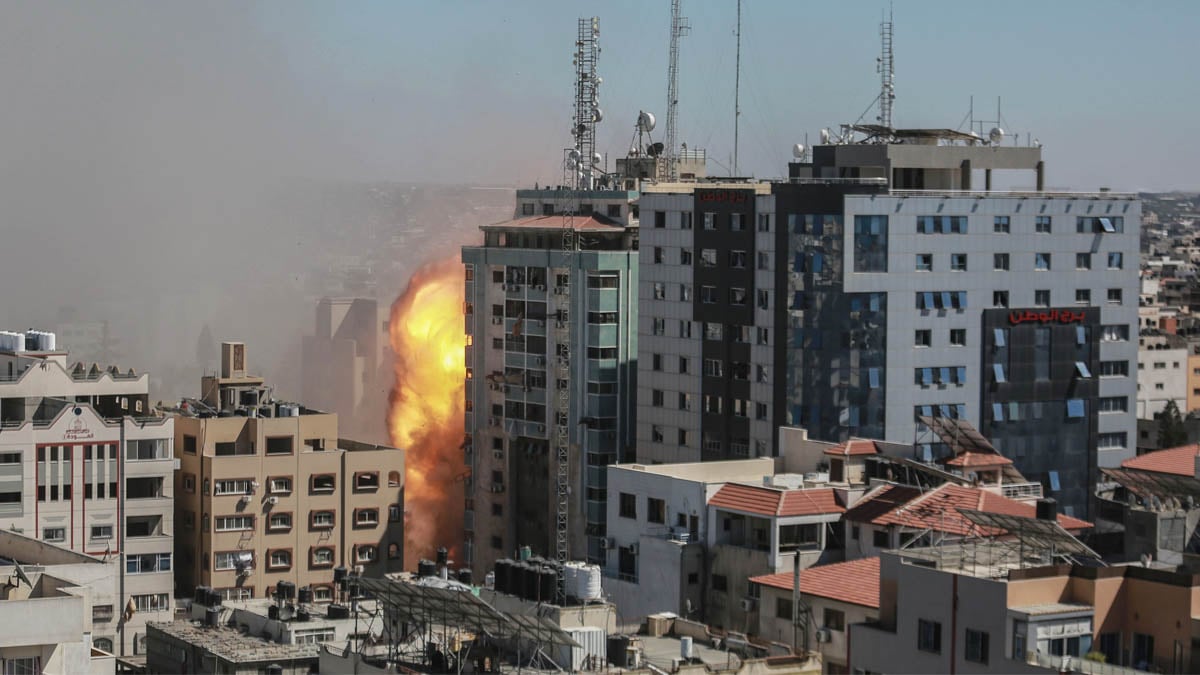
xmin=9 ymin=332 xmax=25 ymax=353
xmin=574 ymin=563 xmax=602 ymax=601
xmin=680 ymin=636 xmax=694 ymax=659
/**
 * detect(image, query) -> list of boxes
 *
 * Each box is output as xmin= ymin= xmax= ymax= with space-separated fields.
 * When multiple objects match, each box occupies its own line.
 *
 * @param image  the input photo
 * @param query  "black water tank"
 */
xmin=205 ymin=607 xmax=219 ymax=627
xmin=277 ymin=581 xmax=296 ymax=599
xmin=267 ymin=604 xmax=279 ymax=620
xmin=436 ymin=546 xmax=449 ymax=566
xmin=194 ymin=586 xmax=211 ymax=605
xmin=333 ymin=566 xmax=348 ymax=584
xmin=457 ymin=568 xmax=472 ymax=585
xmin=1036 ymin=497 xmax=1058 ymax=521
xmin=298 ymin=587 xmax=313 ymax=604
xmin=296 ymin=608 xmax=310 ymax=622
xmin=207 ymin=590 xmax=223 ymax=608
xmin=538 ymin=566 xmax=557 ymax=603
xmin=493 ymin=559 xmax=510 ymax=594
xmin=519 ymin=563 xmax=537 ymax=601
xmin=418 ymin=559 xmax=437 ymax=578
xmin=327 ymin=603 xmax=350 ymax=620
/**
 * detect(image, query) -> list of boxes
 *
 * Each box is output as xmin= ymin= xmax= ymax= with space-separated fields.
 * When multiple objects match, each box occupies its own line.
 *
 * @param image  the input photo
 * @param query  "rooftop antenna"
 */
xmin=732 ymin=0 xmax=742 ymax=175
xmin=663 ymin=0 xmax=690 ymax=180
xmin=568 ymin=17 xmax=602 ymax=191
xmin=877 ymin=4 xmax=895 ymax=129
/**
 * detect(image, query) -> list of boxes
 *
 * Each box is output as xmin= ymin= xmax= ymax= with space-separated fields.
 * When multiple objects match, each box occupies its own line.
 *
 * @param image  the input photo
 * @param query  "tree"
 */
xmin=1157 ymin=400 xmax=1188 ymax=449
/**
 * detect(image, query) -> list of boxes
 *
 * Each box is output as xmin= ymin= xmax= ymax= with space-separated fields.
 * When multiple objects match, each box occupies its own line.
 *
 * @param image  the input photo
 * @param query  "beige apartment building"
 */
xmin=173 ymin=343 xmax=404 ymax=604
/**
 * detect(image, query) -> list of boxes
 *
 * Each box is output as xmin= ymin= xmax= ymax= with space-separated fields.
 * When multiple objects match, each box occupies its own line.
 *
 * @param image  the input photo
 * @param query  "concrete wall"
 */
xmin=754 ymin=586 xmax=876 ymax=671
xmin=1136 ymin=346 xmax=1188 ymax=419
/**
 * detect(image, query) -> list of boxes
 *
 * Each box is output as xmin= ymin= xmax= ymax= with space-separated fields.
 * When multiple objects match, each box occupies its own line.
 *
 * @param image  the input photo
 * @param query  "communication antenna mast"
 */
xmin=570 ymin=17 xmax=602 ymax=190
xmin=732 ymin=0 xmax=742 ymax=175
xmin=877 ymin=6 xmax=895 ymax=129
xmin=663 ymin=0 xmax=690 ymax=180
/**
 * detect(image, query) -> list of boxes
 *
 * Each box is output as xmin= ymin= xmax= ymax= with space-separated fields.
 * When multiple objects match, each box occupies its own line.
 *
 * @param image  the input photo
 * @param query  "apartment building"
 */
xmin=462 ymin=189 xmax=639 ymax=572
xmin=0 ymin=331 xmax=174 ymax=656
xmin=637 ymin=130 xmax=1140 ymax=517
xmin=173 ymin=342 xmax=404 ymax=604
xmin=300 ymin=297 xmax=387 ymax=442
xmin=1135 ymin=331 xmax=1188 ymax=419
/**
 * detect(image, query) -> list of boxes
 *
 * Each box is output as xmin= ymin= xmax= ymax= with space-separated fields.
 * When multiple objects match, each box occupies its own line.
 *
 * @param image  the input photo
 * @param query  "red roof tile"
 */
xmin=750 ymin=557 xmax=881 ymax=608
xmin=845 ymin=483 xmax=1090 ymax=535
xmin=941 ymin=451 xmax=1014 ymax=468
xmin=709 ymin=484 xmax=845 ymax=518
xmin=823 ymin=439 xmax=880 ymax=457
xmin=1121 ymin=444 xmax=1200 ymax=477
xmin=482 ymin=215 xmax=624 ymax=231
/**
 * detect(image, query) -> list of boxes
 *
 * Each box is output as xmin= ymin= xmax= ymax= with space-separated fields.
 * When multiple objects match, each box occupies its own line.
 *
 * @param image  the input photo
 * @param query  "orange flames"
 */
xmin=387 ymin=256 xmax=466 ymax=569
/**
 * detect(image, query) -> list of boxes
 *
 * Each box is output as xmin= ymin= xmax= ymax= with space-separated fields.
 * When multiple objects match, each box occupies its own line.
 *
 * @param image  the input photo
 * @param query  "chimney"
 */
xmin=1035 ymin=498 xmax=1057 ymax=522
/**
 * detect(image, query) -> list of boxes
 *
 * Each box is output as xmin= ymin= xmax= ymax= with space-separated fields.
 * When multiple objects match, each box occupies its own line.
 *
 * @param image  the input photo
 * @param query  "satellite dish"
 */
xmin=568 ymin=149 xmax=580 ymax=160
xmin=592 ymin=107 xmax=603 ymax=123
xmin=792 ymin=143 xmax=806 ymax=159
xmin=988 ymin=127 xmax=1005 ymax=145
xmin=646 ymin=142 xmax=664 ymax=157
xmin=592 ymin=152 xmax=602 ymax=164
xmin=637 ymin=111 xmax=656 ymax=132
xmin=820 ymin=128 xmax=830 ymax=144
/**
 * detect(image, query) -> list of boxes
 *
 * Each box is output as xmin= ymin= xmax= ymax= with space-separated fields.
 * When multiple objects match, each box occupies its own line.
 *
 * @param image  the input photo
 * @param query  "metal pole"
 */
xmin=732 ymin=0 xmax=741 ymax=176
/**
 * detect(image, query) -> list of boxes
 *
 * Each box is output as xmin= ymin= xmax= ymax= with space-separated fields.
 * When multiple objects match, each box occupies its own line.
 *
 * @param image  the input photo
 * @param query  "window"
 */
xmin=355 ymin=508 xmax=379 ymax=527
xmin=679 ymin=392 xmax=693 ymax=411
xmin=824 ymin=608 xmax=845 ymax=631
xmin=311 ymin=547 xmax=334 ymax=567
xmin=1076 ymin=289 xmax=1091 ymax=305
xmin=216 ymin=515 xmax=254 ymax=532
xmin=310 ymin=510 xmax=335 ymax=529
xmin=703 ymin=395 xmax=722 ymax=414
xmin=681 ymin=249 xmax=692 ymax=265
xmin=125 ymin=439 xmax=170 ymax=460
xmin=651 ymin=389 xmax=664 ymax=407
xmin=1035 ymin=215 xmax=1052 ymax=233
xmin=268 ymin=513 xmax=292 ymax=531
xmin=1099 ymin=396 xmax=1127 ymax=413
xmin=43 ymin=527 xmax=65 ymax=542
xmin=651 ymin=425 xmax=664 ymax=443
xmin=703 ymin=212 xmax=715 ymax=230
xmin=132 ymin=593 xmax=170 ymax=613
xmin=757 ymin=327 xmax=769 ymax=345
xmin=993 ymin=291 xmax=1009 ymax=308
xmin=213 ymin=479 xmax=253 ymax=496
xmin=1078 ymin=216 xmax=1123 ymax=233
xmin=356 ymin=545 xmax=378 ymax=563
xmin=915 ymin=254 xmax=932 ymax=271
xmin=127 ymin=552 xmax=171 ymax=574
xmin=5 ymin=658 xmax=37 ymax=675
xmin=729 ymin=288 xmax=747 ymax=305
xmin=653 ymin=282 xmax=665 ymax=300
xmin=1076 ymin=252 xmax=1091 ymax=269
xmin=917 ymin=619 xmax=942 ymax=653
xmin=183 ymin=434 xmax=197 ymax=454
xmin=994 ymin=216 xmax=1010 ymax=233
xmin=310 ymin=474 xmax=335 ymax=493
xmin=1107 ymin=252 xmax=1123 ymax=269
xmin=772 ymin=596 xmax=794 ymax=619
xmin=918 ymin=215 xmax=967 ymax=234
xmin=652 ymin=317 xmax=665 ymax=335
xmin=652 ymin=354 xmax=662 ymax=371
xmin=354 ymin=472 xmax=379 ymax=491
xmin=700 ymin=286 xmax=717 ymax=304
xmin=265 ymin=436 xmax=293 ymax=455
xmin=1035 ymin=252 xmax=1051 ymax=270
xmin=90 ymin=525 xmax=113 ymax=540
xmin=705 ymin=322 xmax=723 ymax=341
xmin=700 ymin=249 xmax=717 ymax=266
xmin=853 ymin=215 xmax=888 ymax=272
xmin=703 ymin=359 xmax=723 ymax=377
xmin=1099 ymin=432 xmax=1127 ymax=450
xmin=678 ymin=429 xmax=689 ymax=446
xmin=681 ymin=212 xmax=693 ymax=230
xmin=712 ymin=574 xmax=728 ymax=592
xmin=756 ymin=289 xmax=770 ymax=309
xmin=680 ymin=285 xmax=692 ymax=302
xmin=647 ymin=497 xmax=665 ymax=524
xmin=965 ymin=629 xmax=989 ymax=664
xmin=1102 ymin=324 xmax=1129 ymax=342
xmin=679 ymin=356 xmax=689 ymax=373
xmin=619 ymin=492 xmax=636 ymax=519
xmin=1099 ymin=360 xmax=1129 ymax=377
xmin=873 ymin=530 xmax=889 ymax=547
xmin=729 ymin=250 xmax=747 ymax=268
xmin=915 ymin=330 xmax=931 ymax=348
xmin=1107 ymin=288 xmax=1123 ymax=304
xmin=268 ymin=549 xmax=292 ymax=570
xmin=654 ymin=211 xmax=666 ymax=228
xmin=949 ymin=329 xmax=966 ymax=347
xmin=269 ymin=477 xmax=292 ymax=494
xmin=950 ymin=253 xmax=967 ymax=271
xmin=994 ymin=253 xmax=1009 ymax=271
xmin=1035 ymin=289 xmax=1051 ymax=307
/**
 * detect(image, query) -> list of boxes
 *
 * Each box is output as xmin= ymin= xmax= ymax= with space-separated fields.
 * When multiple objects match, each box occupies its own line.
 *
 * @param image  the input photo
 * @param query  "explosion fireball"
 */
xmin=387 ymin=256 xmax=466 ymax=569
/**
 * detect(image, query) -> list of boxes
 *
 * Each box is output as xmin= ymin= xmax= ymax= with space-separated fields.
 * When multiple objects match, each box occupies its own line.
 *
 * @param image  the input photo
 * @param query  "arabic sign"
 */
xmin=697 ymin=190 xmax=749 ymax=204
xmin=64 ymin=416 xmax=94 ymax=441
xmin=1008 ymin=309 xmax=1087 ymax=326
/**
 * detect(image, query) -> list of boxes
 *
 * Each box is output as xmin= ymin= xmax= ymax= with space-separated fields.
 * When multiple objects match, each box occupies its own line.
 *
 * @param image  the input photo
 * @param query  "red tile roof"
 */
xmin=844 ymin=483 xmax=1091 ymax=535
xmin=709 ymin=484 xmax=845 ymax=518
xmin=482 ymin=215 xmax=625 ymax=231
xmin=1120 ymin=444 xmax=1200 ymax=477
xmin=750 ymin=557 xmax=881 ymax=608
xmin=823 ymin=439 xmax=880 ymax=457
xmin=941 ymin=451 xmax=1014 ymax=469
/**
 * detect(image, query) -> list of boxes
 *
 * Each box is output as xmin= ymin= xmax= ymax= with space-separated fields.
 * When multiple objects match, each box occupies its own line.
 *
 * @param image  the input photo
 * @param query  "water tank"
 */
xmin=681 ymin=636 xmax=694 ymax=660
xmin=493 ymin=559 xmax=511 ymax=594
xmin=1036 ymin=497 xmax=1058 ymax=521
xmin=417 ymin=559 xmax=437 ymax=578
xmin=515 ymin=563 xmax=535 ymax=601
xmin=277 ymin=581 xmax=295 ymax=599
xmin=296 ymin=608 xmax=310 ymax=622
xmin=333 ymin=566 xmax=348 ymax=584
xmin=484 ymin=571 xmax=496 ymax=590
xmin=194 ymin=586 xmax=211 ymax=605
xmin=436 ymin=547 xmax=449 ymax=566
xmin=267 ymin=604 xmax=279 ymax=620
xmin=205 ymin=607 xmax=219 ymax=627
xmin=207 ymin=590 xmax=223 ymax=608
xmin=327 ymin=604 xmax=350 ymax=620
xmin=519 ymin=545 xmax=532 ymax=561
xmin=457 ymin=568 xmax=472 ymax=585
xmin=10 ymin=332 xmax=24 ymax=353
xmin=576 ymin=564 xmax=602 ymax=601
xmin=563 ymin=562 xmax=581 ymax=600
xmin=298 ymin=587 xmax=313 ymax=604
xmin=538 ymin=566 xmax=558 ymax=603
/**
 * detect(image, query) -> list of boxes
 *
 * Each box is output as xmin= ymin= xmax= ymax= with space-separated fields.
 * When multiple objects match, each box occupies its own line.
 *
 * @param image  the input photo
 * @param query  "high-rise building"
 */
xmin=0 ymin=329 xmax=175 ymax=656
xmin=637 ymin=130 xmax=1139 ymax=517
xmin=300 ymin=297 xmax=387 ymax=442
xmin=462 ymin=189 xmax=639 ymax=573
xmin=173 ymin=342 xmax=405 ymax=603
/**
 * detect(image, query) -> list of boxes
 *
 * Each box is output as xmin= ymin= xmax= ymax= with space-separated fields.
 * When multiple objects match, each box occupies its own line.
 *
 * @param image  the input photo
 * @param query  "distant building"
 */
xmin=1136 ymin=331 xmax=1188 ymax=419
xmin=462 ymin=189 xmax=640 ymax=573
xmin=146 ymin=622 xmax=318 ymax=675
xmin=172 ymin=342 xmax=404 ymax=604
xmin=0 ymin=529 xmax=118 ymax=674
xmin=300 ymin=297 xmax=387 ymax=442
xmin=0 ymin=330 xmax=174 ymax=655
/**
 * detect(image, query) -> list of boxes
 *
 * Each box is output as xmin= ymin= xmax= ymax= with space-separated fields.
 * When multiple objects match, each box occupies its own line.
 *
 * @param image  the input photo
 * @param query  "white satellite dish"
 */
xmin=988 ymin=127 xmax=1005 ymax=145
xmin=792 ymin=143 xmax=806 ymax=159
xmin=568 ymin=149 xmax=580 ymax=160
xmin=637 ymin=111 xmax=656 ymax=132
xmin=592 ymin=152 xmax=602 ymax=165
xmin=593 ymin=107 xmax=603 ymax=123
xmin=820 ymin=128 xmax=830 ymax=144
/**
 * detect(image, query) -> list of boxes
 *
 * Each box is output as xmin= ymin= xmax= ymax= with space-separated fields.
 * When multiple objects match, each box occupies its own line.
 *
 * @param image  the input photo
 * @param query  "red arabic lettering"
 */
xmin=1008 ymin=309 xmax=1086 ymax=325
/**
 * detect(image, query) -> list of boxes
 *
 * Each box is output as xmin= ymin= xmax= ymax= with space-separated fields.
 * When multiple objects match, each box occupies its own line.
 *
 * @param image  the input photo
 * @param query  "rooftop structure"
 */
xmin=145 ymin=621 xmax=318 ymax=674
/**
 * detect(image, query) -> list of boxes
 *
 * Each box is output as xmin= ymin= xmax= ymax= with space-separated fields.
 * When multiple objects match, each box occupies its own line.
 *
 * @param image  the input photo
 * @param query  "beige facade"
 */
xmin=0 ymin=340 xmax=174 ymax=657
xmin=173 ymin=343 xmax=404 ymax=604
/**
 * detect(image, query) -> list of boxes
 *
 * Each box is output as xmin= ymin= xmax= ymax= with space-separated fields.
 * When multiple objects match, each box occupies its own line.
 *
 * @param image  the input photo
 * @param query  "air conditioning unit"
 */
xmin=739 ymin=598 xmax=757 ymax=612
xmin=267 ymin=496 xmax=279 ymax=505
xmin=815 ymin=628 xmax=832 ymax=643
xmin=600 ymin=537 xmax=615 ymax=549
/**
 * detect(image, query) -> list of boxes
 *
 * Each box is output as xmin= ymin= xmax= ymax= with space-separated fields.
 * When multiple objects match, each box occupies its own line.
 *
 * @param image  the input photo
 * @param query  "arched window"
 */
xmin=93 ymin=638 xmax=114 ymax=653
xmin=388 ymin=471 xmax=402 ymax=488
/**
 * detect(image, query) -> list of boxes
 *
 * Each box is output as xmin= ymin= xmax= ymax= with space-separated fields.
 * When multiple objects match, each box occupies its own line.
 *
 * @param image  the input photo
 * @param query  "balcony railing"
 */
xmin=1000 ymin=482 xmax=1044 ymax=500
